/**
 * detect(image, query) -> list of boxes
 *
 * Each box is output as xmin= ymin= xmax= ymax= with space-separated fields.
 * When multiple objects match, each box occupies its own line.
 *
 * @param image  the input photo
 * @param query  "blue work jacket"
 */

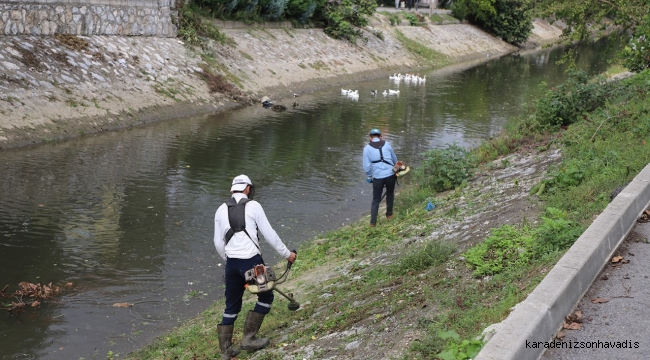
xmin=363 ymin=138 xmax=398 ymax=180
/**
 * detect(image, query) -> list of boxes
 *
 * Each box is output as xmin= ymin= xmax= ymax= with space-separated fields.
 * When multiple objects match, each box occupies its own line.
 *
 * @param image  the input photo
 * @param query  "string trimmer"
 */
xmin=244 ymin=250 xmax=300 ymax=311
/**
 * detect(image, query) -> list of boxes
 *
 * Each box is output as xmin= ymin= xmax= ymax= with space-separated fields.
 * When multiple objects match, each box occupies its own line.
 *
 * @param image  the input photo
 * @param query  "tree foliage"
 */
xmin=540 ymin=0 xmax=650 ymax=71
xmin=451 ymin=0 xmax=533 ymax=45
xmin=322 ymin=0 xmax=377 ymax=42
xmin=190 ymin=0 xmax=376 ymax=42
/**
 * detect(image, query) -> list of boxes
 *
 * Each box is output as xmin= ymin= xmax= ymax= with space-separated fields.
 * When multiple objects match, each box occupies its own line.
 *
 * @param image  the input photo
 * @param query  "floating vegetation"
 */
xmin=1 ymin=282 xmax=64 ymax=318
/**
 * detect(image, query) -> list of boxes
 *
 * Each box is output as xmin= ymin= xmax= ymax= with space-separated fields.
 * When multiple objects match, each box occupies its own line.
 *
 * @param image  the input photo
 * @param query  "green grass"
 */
xmin=430 ymin=13 xmax=461 ymax=25
xmin=239 ymin=50 xmax=254 ymax=61
xmin=394 ymin=29 xmax=450 ymax=66
xmin=308 ymin=61 xmax=329 ymax=71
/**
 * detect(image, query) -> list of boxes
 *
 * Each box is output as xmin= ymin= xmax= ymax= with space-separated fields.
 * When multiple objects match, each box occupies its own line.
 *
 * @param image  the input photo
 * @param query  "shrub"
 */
xmin=464 ymin=224 xmax=534 ymax=277
xmin=478 ymin=0 xmax=533 ymax=44
xmin=436 ymin=330 xmax=484 ymax=360
xmin=286 ymin=0 xmax=318 ymax=23
xmin=532 ymin=207 xmax=584 ymax=256
xmin=260 ymin=0 xmax=289 ymax=20
xmin=621 ymin=14 xmax=650 ymax=73
xmin=322 ymin=0 xmax=377 ymax=42
xmin=533 ymin=69 xmax=618 ymax=130
xmin=451 ymin=0 xmax=533 ymax=45
xmin=529 ymin=164 xmax=585 ymax=196
xmin=414 ymin=144 xmax=475 ymax=192
xmin=402 ymin=12 xmax=419 ymax=26
xmin=176 ymin=2 xmax=228 ymax=46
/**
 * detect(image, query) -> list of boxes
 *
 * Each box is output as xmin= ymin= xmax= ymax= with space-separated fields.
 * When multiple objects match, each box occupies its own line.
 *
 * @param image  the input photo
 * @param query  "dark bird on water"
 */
xmin=272 ymin=104 xmax=287 ymax=112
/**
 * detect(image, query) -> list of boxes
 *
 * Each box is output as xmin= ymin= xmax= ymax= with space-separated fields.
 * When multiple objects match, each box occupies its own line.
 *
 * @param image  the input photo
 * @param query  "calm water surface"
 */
xmin=0 ymin=39 xmax=617 ymax=359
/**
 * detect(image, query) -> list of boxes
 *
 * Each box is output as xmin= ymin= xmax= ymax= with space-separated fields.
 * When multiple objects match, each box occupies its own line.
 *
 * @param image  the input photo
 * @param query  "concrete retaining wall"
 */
xmin=475 ymin=163 xmax=650 ymax=360
xmin=0 ymin=0 xmax=176 ymax=36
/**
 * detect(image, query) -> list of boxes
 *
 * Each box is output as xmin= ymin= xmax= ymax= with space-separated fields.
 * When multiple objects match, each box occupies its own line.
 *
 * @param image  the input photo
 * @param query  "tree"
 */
xmin=451 ymin=0 xmax=534 ymax=45
xmin=540 ymin=0 xmax=650 ymax=71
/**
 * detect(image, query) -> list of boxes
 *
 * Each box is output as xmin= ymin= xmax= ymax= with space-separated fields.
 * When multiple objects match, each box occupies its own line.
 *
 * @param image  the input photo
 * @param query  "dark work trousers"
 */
xmin=371 ymin=175 xmax=397 ymax=225
xmin=221 ymin=254 xmax=274 ymax=325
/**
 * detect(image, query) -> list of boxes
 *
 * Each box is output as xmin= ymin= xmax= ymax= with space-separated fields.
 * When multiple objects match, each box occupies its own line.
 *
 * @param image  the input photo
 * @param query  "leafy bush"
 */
xmin=621 ymin=14 xmax=650 ymax=72
xmin=414 ymin=144 xmax=475 ymax=192
xmin=260 ymin=0 xmax=289 ymax=20
xmin=436 ymin=330 xmax=484 ymax=360
xmin=464 ymin=224 xmax=534 ymax=277
xmin=451 ymin=0 xmax=533 ymax=45
xmin=532 ymin=207 xmax=584 ymax=256
xmin=323 ymin=0 xmax=377 ymax=42
xmin=478 ymin=0 xmax=533 ymax=44
xmin=402 ymin=12 xmax=419 ymax=26
xmin=533 ymin=69 xmax=619 ymax=130
xmin=286 ymin=0 xmax=318 ymax=23
xmin=529 ymin=164 xmax=585 ymax=196
xmin=176 ymin=2 xmax=229 ymax=46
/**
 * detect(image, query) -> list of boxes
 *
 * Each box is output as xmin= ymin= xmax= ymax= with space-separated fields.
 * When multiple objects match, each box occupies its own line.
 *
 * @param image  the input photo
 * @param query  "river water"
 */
xmin=0 ymin=39 xmax=617 ymax=359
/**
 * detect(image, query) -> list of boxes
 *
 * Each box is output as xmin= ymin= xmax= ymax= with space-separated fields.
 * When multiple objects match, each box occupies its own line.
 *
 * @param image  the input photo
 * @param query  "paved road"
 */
xmin=541 ymin=220 xmax=650 ymax=359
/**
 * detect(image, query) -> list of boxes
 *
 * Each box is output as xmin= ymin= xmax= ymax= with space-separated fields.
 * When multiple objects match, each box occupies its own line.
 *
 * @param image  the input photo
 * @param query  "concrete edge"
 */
xmin=475 ymin=162 xmax=650 ymax=360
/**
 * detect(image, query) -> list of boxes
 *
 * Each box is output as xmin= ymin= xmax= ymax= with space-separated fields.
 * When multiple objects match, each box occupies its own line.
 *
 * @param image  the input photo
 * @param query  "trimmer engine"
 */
xmin=244 ymin=264 xmax=277 ymax=293
xmin=244 ymin=250 xmax=300 ymax=311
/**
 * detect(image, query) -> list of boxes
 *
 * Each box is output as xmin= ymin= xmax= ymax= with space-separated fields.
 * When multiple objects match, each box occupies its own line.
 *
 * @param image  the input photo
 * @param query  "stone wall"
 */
xmin=0 ymin=0 xmax=176 ymax=36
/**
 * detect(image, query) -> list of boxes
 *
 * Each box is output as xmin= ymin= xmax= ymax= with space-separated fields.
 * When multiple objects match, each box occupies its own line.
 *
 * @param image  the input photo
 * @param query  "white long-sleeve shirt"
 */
xmin=213 ymin=193 xmax=291 ymax=261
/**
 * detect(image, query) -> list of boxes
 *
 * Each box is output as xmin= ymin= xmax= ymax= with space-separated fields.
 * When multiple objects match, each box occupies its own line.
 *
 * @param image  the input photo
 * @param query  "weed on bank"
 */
xmin=127 ymin=69 xmax=650 ymax=360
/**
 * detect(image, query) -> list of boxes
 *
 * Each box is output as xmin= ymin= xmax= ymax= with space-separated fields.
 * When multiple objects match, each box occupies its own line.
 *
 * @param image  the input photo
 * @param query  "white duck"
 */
xmin=382 ymin=90 xmax=388 ymax=96
xmin=341 ymin=88 xmax=350 ymax=95
xmin=388 ymin=89 xmax=400 ymax=95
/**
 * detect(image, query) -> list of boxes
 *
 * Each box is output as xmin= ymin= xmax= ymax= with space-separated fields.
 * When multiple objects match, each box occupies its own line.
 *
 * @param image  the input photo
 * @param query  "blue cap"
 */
xmin=369 ymin=128 xmax=381 ymax=136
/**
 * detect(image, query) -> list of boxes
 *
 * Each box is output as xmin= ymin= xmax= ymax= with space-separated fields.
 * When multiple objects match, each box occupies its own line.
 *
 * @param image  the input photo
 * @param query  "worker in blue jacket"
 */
xmin=362 ymin=128 xmax=399 ymax=227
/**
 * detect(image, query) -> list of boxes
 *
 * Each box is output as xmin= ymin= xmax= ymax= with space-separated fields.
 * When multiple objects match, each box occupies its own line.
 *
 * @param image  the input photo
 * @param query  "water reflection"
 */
xmin=0 ymin=38 xmax=619 ymax=359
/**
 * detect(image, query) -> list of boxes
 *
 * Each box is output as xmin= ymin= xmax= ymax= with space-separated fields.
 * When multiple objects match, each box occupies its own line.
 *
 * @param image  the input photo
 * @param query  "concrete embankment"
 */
xmin=0 ymin=14 xmax=563 ymax=150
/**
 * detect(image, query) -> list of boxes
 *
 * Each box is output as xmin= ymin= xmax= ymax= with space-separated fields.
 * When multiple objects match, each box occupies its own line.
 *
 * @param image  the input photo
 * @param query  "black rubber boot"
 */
xmin=217 ymin=324 xmax=240 ymax=359
xmin=240 ymin=311 xmax=270 ymax=351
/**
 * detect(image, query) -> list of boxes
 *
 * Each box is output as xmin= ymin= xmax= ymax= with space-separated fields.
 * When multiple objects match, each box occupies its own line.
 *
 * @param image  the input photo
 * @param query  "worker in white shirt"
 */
xmin=213 ymin=174 xmax=297 ymax=359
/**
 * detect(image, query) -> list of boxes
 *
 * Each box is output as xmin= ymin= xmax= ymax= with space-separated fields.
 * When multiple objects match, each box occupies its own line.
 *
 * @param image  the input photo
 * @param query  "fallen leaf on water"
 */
xmin=611 ymin=256 xmax=624 ymax=263
xmin=112 ymin=302 xmax=133 ymax=308
xmin=563 ymin=321 xmax=581 ymax=330
xmin=591 ymin=298 xmax=609 ymax=304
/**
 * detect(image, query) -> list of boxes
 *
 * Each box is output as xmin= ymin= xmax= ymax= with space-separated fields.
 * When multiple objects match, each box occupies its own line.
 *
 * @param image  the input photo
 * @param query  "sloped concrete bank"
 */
xmin=0 ymin=16 xmax=563 ymax=150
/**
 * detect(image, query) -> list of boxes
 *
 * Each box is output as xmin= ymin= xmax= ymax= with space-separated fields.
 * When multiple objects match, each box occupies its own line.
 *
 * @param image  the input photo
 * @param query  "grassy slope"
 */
xmin=126 ymin=69 xmax=650 ymax=360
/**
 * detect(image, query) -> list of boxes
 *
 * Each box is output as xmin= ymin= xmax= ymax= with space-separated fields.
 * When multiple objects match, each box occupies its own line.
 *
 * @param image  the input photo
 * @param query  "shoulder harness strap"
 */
xmin=224 ymin=198 xmax=260 ymax=252
xmin=368 ymin=140 xmax=394 ymax=166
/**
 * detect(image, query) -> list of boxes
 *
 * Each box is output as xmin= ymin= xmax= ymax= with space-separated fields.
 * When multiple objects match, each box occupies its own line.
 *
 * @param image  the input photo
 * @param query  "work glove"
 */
xmin=366 ymin=177 xmax=373 ymax=183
